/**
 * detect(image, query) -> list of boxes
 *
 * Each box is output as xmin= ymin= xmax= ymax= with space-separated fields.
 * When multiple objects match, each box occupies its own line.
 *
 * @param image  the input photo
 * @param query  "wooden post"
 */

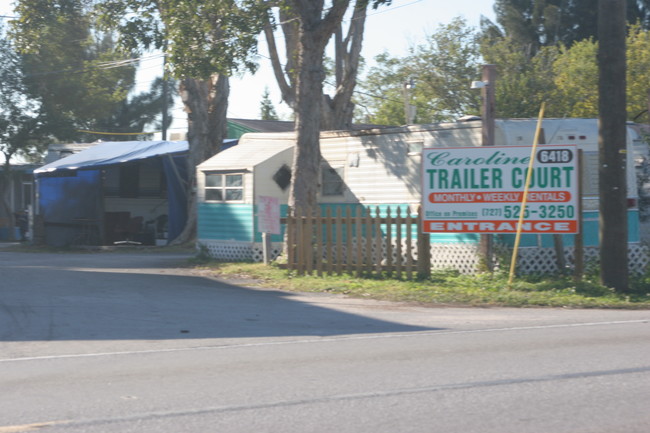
xmin=416 ymin=206 xmax=431 ymax=279
xmin=356 ymin=207 xmax=364 ymax=278
xmin=374 ymin=208 xmax=382 ymax=276
xmin=574 ymin=150 xmax=585 ymax=281
xmin=365 ymin=208 xmax=373 ymax=275
xmin=305 ymin=207 xmax=313 ymax=275
xmin=315 ymin=210 xmax=323 ymax=277
xmin=325 ymin=207 xmax=333 ymax=275
xmin=262 ymin=232 xmax=272 ymax=265
xmin=386 ymin=207 xmax=393 ymax=277
xmin=479 ymin=64 xmax=497 ymax=272
xmin=405 ymin=210 xmax=413 ymax=280
xmin=345 ymin=207 xmax=352 ymax=275
xmin=539 ymin=127 xmax=568 ymax=273
xmin=335 ymin=207 xmax=343 ymax=275
xmin=286 ymin=207 xmax=295 ymax=271
xmin=395 ymin=207 xmax=403 ymax=280
xmin=296 ymin=207 xmax=305 ymax=275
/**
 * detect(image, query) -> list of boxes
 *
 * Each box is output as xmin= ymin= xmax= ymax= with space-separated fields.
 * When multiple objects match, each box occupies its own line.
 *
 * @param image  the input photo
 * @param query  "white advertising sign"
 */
xmin=257 ymin=195 xmax=281 ymax=235
xmin=421 ymin=145 xmax=579 ymax=234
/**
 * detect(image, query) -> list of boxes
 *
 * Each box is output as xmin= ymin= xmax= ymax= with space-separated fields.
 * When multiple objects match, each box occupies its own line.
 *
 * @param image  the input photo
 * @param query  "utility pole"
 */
xmin=481 ymin=65 xmax=496 ymax=149
xmin=403 ymin=78 xmax=415 ymax=125
xmin=598 ymin=0 xmax=628 ymax=292
xmin=478 ymin=64 xmax=496 ymax=271
xmin=161 ymin=45 xmax=169 ymax=141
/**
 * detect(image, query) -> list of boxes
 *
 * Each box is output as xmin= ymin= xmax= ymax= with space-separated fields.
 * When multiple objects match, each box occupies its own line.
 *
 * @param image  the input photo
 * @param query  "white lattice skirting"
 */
xmin=509 ymin=244 xmax=650 ymax=275
xmin=199 ymin=240 xmax=283 ymax=262
xmin=199 ymin=239 xmax=650 ymax=275
xmin=428 ymin=243 xmax=650 ymax=275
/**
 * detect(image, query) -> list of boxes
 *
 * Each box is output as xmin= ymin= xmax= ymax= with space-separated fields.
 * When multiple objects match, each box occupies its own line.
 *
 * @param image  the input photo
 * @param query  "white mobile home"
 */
xmin=197 ymin=119 xmax=646 ymax=271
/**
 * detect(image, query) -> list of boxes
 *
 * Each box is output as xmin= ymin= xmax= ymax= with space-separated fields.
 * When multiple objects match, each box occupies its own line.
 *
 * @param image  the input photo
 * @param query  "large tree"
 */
xmin=264 ymin=0 xmax=378 ymax=131
xmin=102 ymin=0 xmax=390 ymax=221
xmin=481 ymin=36 xmax=559 ymax=118
xmin=275 ymin=1 xmax=354 ymax=212
xmin=0 ymin=22 xmax=46 ymax=240
xmin=358 ymin=17 xmax=559 ymax=124
xmin=547 ymin=24 xmax=650 ymax=121
xmin=259 ymin=86 xmax=279 ymax=120
xmin=257 ymin=1 xmax=390 ymax=211
xmin=9 ymin=0 xmax=169 ymax=143
xmin=484 ymin=0 xmax=650 ymax=52
xmin=92 ymin=76 xmax=177 ymax=142
xmin=97 ymin=0 xmax=264 ymax=243
xmin=357 ymin=17 xmax=482 ymax=125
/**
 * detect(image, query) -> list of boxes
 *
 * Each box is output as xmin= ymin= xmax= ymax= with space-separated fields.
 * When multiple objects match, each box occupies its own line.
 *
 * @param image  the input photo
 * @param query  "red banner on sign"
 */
xmin=423 ymin=220 xmax=578 ymax=234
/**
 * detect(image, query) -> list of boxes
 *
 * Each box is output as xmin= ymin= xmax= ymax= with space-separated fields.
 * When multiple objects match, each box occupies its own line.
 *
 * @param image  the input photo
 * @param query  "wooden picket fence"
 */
xmin=281 ymin=206 xmax=431 ymax=279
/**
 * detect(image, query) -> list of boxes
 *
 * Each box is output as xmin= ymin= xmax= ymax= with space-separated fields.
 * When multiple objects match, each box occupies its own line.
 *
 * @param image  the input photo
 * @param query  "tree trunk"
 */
xmin=0 ymin=155 xmax=16 ymax=242
xmin=289 ymin=21 xmax=325 ymax=212
xmin=598 ymin=0 xmax=628 ymax=292
xmin=171 ymin=74 xmax=229 ymax=245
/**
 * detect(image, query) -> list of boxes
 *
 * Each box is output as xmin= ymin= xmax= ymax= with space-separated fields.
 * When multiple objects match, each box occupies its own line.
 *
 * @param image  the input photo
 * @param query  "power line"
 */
xmin=77 ymin=129 xmax=156 ymax=136
xmin=23 ymin=53 xmax=165 ymax=78
xmin=364 ymin=0 xmax=425 ymax=19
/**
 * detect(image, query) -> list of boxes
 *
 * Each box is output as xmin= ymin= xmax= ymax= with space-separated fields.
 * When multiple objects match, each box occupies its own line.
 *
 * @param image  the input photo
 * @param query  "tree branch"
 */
xmin=264 ymin=10 xmax=295 ymax=107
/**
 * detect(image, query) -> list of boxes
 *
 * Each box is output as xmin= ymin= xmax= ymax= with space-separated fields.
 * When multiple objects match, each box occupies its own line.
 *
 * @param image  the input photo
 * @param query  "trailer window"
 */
xmin=205 ymin=173 xmax=244 ymax=201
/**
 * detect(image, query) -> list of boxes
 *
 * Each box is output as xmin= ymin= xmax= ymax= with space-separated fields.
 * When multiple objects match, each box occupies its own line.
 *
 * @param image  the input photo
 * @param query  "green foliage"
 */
xmin=357 ymin=17 xmax=482 ymax=124
xmin=9 ymin=0 xmax=169 ymax=143
xmin=407 ymin=17 xmax=482 ymax=121
xmin=626 ymin=23 xmax=650 ymax=122
xmin=260 ymin=86 xmax=279 ymax=120
xmin=0 ymin=22 xmax=46 ymax=162
xmin=481 ymin=37 xmax=560 ymax=118
xmin=356 ymin=52 xmax=406 ymax=125
xmin=359 ymin=14 xmax=650 ymax=123
xmin=192 ymin=260 xmax=650 ymax=308
xmin=13 ymin=1 xmax=133 ymax=130
xmin=549 ymin=24 xmax=650 ymax=121
xmin=487 ymin=0 xmax=650 ymax=52
xmin=97 ymin=0 xmax=265 ymax=79
xmin=551 ymin=39 xmax=598 ymax=118
xmin=90 ymin=77 xmax=177 ymax=142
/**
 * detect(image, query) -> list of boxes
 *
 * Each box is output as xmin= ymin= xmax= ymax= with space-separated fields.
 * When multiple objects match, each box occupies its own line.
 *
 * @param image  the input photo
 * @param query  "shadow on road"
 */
xmin=0 ymin=251 xmax=439 ymax=342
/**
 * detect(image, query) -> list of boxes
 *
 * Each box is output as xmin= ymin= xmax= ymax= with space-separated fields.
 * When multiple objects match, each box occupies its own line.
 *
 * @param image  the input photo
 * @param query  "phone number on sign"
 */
xmin=483 ymin=205 xmax=577 ymax=219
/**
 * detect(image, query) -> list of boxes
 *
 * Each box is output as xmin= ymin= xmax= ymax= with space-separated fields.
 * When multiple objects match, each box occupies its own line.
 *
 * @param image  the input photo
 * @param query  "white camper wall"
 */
xmin=319 ymin=129 xmax=418 ymax=204
xmin=318 ymin=124 xmax=481 ymax=205
xmin=497 ymin=118 xmax=640 ymax=208
xmin=253 ymin=147 xmax=294 ymax=201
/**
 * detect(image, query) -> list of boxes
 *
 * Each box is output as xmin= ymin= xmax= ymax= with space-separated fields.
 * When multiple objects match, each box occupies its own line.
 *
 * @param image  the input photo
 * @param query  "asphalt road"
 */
xmin=1 ymin=249 xmax=649 ymax=433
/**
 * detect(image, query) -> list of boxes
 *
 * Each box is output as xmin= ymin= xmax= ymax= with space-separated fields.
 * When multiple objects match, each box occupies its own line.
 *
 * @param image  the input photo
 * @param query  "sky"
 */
xmin=1 ymin=0 xmax=497 ymax=136
xmin=220 ymin=0 xmax=497 ymax=122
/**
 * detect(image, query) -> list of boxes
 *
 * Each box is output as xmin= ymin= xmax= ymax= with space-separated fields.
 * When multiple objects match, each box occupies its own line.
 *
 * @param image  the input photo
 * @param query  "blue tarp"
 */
xmin=35 ymin=141 xmax=190 ymax=246
xmin=35 ymin=140 xmax=189 ymax=174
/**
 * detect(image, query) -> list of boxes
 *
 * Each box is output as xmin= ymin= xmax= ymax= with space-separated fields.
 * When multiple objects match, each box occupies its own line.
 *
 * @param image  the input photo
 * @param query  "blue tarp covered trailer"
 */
xmin=34 ymin=140 xmax=190 ymax=247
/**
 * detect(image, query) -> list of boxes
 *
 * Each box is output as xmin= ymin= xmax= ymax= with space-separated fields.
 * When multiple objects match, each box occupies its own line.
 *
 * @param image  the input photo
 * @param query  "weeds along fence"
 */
xmin=281 ymin=206 xmax=431 ymax=279
xmin=277 ymin=206 xmax=650 ymax=278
